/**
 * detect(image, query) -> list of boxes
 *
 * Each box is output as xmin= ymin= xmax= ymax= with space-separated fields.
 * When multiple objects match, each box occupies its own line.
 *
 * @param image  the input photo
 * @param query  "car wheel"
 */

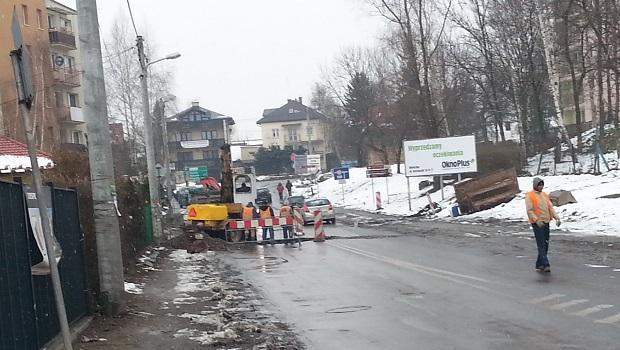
xmin=331 ymin=218 xmax=336 ymax=224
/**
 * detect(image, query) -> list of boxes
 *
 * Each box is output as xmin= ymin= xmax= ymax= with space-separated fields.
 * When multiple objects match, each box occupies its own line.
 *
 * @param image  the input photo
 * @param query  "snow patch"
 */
xmin=124 ymin=282 xmax=144 ymax=295
xmin=311 ymin=165 xmax=620 ymax=237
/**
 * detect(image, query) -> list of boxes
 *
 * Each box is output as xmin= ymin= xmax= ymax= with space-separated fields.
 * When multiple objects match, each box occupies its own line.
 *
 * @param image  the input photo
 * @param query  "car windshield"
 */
xmin=306 ymin=199 xmax=330 ymax=206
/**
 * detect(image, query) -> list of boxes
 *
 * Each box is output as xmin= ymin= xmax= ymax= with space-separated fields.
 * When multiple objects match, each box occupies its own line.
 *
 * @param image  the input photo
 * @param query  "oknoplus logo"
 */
xmin=441 ymin=159 xmax=476 ymax=169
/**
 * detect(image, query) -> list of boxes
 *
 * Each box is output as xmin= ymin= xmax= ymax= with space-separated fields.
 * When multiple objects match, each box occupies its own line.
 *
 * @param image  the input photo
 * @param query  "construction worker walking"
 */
xmin=525 ymin=177 xmax=561 ymax=273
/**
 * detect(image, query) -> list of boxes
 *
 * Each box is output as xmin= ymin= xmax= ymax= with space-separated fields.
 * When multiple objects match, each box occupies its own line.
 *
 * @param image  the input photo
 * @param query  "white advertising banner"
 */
xmin=404 ymin=135 xmax=477 ymax=176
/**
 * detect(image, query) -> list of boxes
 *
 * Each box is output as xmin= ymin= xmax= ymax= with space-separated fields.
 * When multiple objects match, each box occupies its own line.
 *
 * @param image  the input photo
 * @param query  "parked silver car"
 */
xmin=303 ymin=198 xmax=335 ymax=224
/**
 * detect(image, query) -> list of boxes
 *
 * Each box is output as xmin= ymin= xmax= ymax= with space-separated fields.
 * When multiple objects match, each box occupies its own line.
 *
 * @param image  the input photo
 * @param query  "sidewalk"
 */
xmin=79 ymin=246 xmax=304 ymax=349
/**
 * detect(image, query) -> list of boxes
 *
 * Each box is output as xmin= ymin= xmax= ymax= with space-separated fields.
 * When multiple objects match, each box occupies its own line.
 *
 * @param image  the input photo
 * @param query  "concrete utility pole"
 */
xmin=136 ymin=40 xmax=180 ymax=241
xmin=77 ymin=0 xmax=125 ymax=315
xmin=159 ymin=99 xmax=174 ymax=202
xmin=137 ymin=35 xmax=163 ymax=241
xmin=306 ymin=104 xmax=312 ymax=155
xmin=10 ymin=17 xmax=73 ymax=348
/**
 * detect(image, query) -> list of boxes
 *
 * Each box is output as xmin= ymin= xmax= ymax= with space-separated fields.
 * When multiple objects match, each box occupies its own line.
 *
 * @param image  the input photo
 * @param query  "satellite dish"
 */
xmin=54 ymin=56 xmax=65 ymax=68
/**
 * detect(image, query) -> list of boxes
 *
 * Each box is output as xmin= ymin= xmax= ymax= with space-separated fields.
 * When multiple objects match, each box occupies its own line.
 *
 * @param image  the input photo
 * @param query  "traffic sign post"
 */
xmin=332 ymin=167 xmax=350 ymax=180
xmin=333 ymin=167 xmax=349 ymax=205
xmin=366 ymin=165 xmax=392 ymax=209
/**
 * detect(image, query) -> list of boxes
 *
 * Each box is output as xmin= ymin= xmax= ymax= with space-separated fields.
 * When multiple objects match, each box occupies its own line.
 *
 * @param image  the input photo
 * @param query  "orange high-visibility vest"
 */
xmin=242 ymin=207 xmax=254 ymax=220
xmin=528 ymin=191 xmax=551 ymax=224
xmin=260 ymin=208 xmax=273 ymax=219
xmin=280 ymin=206 xmax=292 ymax=217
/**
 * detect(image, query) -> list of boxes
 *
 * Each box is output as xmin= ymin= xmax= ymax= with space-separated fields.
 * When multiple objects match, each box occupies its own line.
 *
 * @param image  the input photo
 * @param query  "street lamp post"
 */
xmin=137 ymin=35 xmax=180 ymax=241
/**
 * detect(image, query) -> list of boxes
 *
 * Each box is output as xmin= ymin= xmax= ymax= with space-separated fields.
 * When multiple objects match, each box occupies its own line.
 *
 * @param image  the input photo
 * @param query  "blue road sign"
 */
xmin=332 ymin=167 xmax=350 ymax=180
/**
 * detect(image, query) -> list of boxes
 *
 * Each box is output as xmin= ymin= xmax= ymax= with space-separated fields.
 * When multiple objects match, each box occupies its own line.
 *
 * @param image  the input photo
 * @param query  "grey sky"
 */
xmin=59 ymin=0 xmax=385 ymax=140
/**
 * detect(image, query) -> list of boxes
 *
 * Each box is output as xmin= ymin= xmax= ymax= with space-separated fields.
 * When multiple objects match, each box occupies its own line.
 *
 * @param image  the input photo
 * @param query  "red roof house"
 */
xmin=0 ymin=136 xmax=54 ymax=174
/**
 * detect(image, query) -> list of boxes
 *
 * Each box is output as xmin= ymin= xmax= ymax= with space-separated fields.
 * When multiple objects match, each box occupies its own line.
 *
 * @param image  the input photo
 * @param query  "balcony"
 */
xmin=53 ymin=68 xmax=80 ymax=87
xmin=168 ymin=138 xmax=225 ymax=150
xmin=57 ymin=106 xmax=84 ymax=123
xmin=49 ymin=29 xmax=76 ymax=50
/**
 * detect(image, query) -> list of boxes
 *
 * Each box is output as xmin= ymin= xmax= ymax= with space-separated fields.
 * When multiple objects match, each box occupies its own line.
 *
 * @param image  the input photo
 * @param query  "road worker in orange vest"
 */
xmin=525 ymin=177 xmax=561 ymax=273
xmin=258 ymin=202 xmax=275 ymax=243
xmin=243 ymin=202 xmax=258 ymax=241
xmin=279 ymin=202 xmax=293 ymax=241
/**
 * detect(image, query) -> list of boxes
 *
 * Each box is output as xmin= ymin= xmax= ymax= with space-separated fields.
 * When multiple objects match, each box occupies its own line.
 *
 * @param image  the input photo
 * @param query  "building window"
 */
xmin=72 ymin=131 xmax=81 ymax=144
xmin=178 ymin=152 xmax=193 ymax=161
xmin=201 ymin=113 xmax=210 ymax=121
xmin=203 ymin=150 xmax=218 ymax=160
xmin=37 ymin=9 xmax=43 ymax=29
xmin=63 ymin=19 xmax=72 ymax=32
xmin=22 ymin=5 xmax=29 ymax=25
xmin=201 ymin=130 xmax=217 ymax=140
xmin=48 ymin=15 xmax=53 ymax=29
xmin=68 ymin=93 xmax=79 ymax=107
xmin=180 ymin=132 xmax=192 ymax=141
xmin=505 ymin=122 xmax=511 ymax=131
xmin=307 ymin=126 xmax=313 ymax=135
xmin=272 ymin=128 xmax=279 ymax=138
xmin=287 ymin=128 xmax=298 ymax=142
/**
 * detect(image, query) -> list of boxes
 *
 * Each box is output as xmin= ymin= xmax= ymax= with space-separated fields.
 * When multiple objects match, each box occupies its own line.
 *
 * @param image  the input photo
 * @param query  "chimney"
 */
xmin=298 ymin=97 xmax=303 ymax=104
xmin=191 ymin=101 xmax=200 ymax=107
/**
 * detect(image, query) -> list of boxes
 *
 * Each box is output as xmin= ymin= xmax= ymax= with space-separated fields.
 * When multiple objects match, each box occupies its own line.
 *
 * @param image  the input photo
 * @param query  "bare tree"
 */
xmin=103 ymin=16 xmax=175 ymax=166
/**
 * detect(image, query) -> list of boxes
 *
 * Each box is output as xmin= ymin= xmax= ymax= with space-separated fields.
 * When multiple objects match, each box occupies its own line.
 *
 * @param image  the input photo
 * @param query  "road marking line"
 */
xmin=530 ymin=294 xmax=566 ymax=304
xmin=329 ymin=242 xmax=494 ymax=292
xmin=329 ymin=242 xmax=492 ymax=284
xmin=549 ymin=299 xmax=589 ymax=310
xmin=595 ymin=313 xmax=620 ymax=324
xmin=569 ymin=305 xmax=614 ymax=317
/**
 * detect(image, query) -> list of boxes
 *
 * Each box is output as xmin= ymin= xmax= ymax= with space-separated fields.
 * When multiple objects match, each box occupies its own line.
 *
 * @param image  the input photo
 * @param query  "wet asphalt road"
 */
xmin=223 ymin=220 xmax=620 ymax=350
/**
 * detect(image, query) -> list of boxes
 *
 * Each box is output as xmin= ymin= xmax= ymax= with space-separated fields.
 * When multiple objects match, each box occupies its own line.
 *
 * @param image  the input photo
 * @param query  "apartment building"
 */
xmin=0 ymin=0 xmax=60 ymax=151
xmin=257 ymin=98 xmax=332 ymax=169
xmin=167 ymin=102 xmax=234 ymax=181
xmin=46 ymin=0 xmax=86 ymax=146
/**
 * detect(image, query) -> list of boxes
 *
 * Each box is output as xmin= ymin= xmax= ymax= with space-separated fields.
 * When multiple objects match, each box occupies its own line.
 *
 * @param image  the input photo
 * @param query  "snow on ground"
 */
xmin=124 ymin=282 xmax=144 ymax=295
xmin=525 ymin=127 xmax=619 ymax=175
xmin=303 ymin=164 xmax=620 ymax=237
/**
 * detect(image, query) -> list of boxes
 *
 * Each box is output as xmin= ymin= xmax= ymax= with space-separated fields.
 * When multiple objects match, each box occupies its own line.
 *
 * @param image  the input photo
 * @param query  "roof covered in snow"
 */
xmin=0 ymin=136 xmax=54 ymax=174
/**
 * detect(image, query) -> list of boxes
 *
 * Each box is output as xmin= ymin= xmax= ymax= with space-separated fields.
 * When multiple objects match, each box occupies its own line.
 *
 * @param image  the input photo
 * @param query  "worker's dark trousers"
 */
xmin=532 ymin=223 xmax=550 ymax=268
xmin=282 ymin=226 xmax=291 ymax=239
xmin=262 ymin=227 xmax=274 ymax=241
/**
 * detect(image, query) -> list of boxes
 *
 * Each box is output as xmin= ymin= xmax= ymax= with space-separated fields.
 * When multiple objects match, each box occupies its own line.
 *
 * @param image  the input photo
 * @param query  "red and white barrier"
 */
xmin=294 ymin=208 xmax=304 ymax=236
xmin=376 ymin=191 xmax=382 ymax=210
xmin=228 ymin=217 xmax=293 ymax=230
xmin=313 ymin=210 xmax=325 ymax=242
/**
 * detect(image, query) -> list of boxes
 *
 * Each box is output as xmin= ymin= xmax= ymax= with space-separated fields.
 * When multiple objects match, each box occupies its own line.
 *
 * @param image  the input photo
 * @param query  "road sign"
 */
xmin=188 ymin=166 xmax=208 ymax=181
xmin=366 ymin=165 xmax=392 ymax=178
xmin=332 ymin=167 xmax=350 ymax=180
xmin=11 ymin=9 xmax=34 ymax=106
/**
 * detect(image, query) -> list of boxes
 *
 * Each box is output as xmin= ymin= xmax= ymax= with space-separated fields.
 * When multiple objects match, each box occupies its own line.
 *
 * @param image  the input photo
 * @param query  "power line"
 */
xmin=126 ymin=0 xmax=140 ymax=37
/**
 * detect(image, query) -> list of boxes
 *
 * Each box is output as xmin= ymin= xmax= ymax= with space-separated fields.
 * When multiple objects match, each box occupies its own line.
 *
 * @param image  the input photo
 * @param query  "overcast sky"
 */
xmin=59 ymin=0 xmax=385 ymax=140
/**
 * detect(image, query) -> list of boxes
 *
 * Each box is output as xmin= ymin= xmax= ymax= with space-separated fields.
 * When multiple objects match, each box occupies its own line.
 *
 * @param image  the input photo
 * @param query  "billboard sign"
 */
xmin=294 ymin=154 xmax=321 ymax=174
xmin=404 ymin=135 xmax=477 ymax=176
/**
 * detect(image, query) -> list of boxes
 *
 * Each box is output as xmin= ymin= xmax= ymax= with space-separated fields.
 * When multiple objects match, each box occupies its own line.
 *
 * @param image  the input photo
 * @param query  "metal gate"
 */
xmin=0 ymin=180 xmax=88 ymax=349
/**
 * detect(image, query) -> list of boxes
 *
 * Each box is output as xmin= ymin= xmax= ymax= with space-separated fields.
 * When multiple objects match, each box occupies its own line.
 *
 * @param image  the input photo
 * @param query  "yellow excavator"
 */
xmin=186 ymin=144 xmax=257 ymax=238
